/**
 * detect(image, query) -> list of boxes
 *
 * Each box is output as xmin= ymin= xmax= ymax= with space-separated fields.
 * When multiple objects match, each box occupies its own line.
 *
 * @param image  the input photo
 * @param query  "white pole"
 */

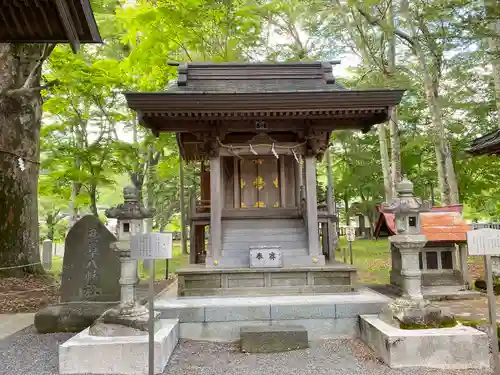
xmin=485 ymin=255 xmax=500 ymax=373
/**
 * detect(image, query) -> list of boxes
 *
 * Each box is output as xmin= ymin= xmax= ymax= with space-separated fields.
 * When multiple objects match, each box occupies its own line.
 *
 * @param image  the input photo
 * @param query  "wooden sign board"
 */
xmin=131 ymin=233 xmax=173 ymax=260
xmin=346 ymin=227 xmax=356 ymax=242
xmin=466 ymin=228 xmax=500 ymax=256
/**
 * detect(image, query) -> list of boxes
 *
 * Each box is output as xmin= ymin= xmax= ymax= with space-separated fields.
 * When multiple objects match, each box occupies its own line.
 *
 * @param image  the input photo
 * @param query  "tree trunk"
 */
xmin=485 ymin=0 xmax=500 ymax=124
xmin=69 ymin=123 xmax=84 ymax=228
xmin=403 ymin=5 xmax=459 ymax=205
xmin=343 ymin=194 xmax=350 ymax=227
xmin=46 ymin=213 xmax=54 ymax=241
xmin=378 ymin=123 xmax=392 ymax=202
xmin=89 ymin=184 xmax=98 ymax=217
xmin=389 ymin=107 xmax=401 ymax=194
xmin=387 ymin=1 xmax=402 ymax=195
xmin=0 ymin=44 xmax=47 ymax=276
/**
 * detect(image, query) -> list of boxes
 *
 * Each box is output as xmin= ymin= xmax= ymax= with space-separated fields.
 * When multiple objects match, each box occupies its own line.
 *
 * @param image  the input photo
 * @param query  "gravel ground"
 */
xmin=0 ymin=326 xmax=493 ymax=375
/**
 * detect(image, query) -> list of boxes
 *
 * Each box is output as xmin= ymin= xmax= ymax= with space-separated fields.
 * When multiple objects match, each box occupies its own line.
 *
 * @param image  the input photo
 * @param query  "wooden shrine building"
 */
xmin=469 ymin=129 xmax=500 ymax=156
xmin=125 ymin=62 xmax=405 ymax=296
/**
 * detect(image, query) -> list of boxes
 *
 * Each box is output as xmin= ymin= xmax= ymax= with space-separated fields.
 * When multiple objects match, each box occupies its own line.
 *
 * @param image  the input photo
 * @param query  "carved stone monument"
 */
xmin=35 ymin=215 xmax=120 ymax=334
xmin=60 ymin=215 xmax=120 ymax=302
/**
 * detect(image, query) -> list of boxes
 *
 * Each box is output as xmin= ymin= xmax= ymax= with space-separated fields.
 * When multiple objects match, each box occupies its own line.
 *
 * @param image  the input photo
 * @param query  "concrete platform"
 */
xmin=0 ymin=313 xmax=34 ymax=340
xmin=176 ymin=263 xmax=357 ymax=296
xmin=59 ymin=319 xmax=179 ymax=375
xmin=155 ymin=288 xmax=390 ymax=342
xmin=359 ymin=314 xmax=489 ymax=369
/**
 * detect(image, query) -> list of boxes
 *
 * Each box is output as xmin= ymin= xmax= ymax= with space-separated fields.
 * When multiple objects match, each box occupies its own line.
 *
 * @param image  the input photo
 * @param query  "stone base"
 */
xmin=388 ymin=283 xmax=481 ymax=301
xmin=380 ymin=298 xmax=451 ymax=328
xmin=89 ymin=308 xmax=161 ymax=337
xmin=155 ymin=288 xmax=389 ymax=342
xmin=59 ymin=319 xmax=179 ymax=375
xmin=360 ymin=315 xmax=489 ymax=369
xmin=240 ymin=325 xmax=308 ymax=353
xmin=35 ymin=301 xmax=118 ymax=334
xmin=176 ymin=263 xmax=357 ymax=297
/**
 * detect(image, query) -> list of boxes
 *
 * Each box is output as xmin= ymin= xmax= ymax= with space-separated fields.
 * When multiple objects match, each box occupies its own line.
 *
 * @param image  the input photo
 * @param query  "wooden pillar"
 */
xmin=189 ymin=222 xmax=197 ymax=264
xmin=305 ymin=156 xmax=320 ymax=257
xmin=321 ymin=224 xmax=328 ymax=258
xmin=325 ymin=148 xmax=337 ymax=261
xmin=295 ymin=155 xmax=302 ymax=207
xmin=233 ymin=157 xmax=240 ymax=208
xmin=209 ymin=155 xmax=222 ymax=263
xmin=279 ymin=156 xmax=286 ymax=207
xmin=179 ymin=156 xmax=188 ymax=255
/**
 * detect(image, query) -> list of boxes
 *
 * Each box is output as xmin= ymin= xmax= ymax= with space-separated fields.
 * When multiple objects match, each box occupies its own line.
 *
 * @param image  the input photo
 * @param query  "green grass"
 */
xmin=138 ymin=244 xmax=190 ymax=280
xmin=336 ymin=238 xmax=391 ymax=284
xmin=50 ymin=241 xmax=190 ymax=281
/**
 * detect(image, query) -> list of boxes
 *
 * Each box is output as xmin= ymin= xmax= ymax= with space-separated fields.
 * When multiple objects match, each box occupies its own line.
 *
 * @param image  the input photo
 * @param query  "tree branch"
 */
xmin=2 ymin=43 xmax=56 ymax=98
xmin=356 ymin=5 xmax=414 ymax=47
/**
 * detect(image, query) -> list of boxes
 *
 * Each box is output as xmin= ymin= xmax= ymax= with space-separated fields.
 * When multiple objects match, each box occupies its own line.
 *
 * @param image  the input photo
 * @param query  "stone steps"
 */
xmin=240 ymin=325 xmax=308 ymax=353
xmin=154 ymin=288 xmax=390 ymax=342
xmin=220 ymin=218 xmax=309 ymax=262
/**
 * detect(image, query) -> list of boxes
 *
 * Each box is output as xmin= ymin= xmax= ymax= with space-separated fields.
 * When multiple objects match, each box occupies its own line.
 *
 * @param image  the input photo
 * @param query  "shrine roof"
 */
xmin=374 ymin=205 xmax=471 ymax=243
xmin=165 ymin=61 xmax=346 ymax=93
xmin=124 ymin=61 xmax=405 ymax=136
xmin=0 ymin=0 xmax=101 ymax=53
xmin=468 ymin=129 xmax=500 ymax=156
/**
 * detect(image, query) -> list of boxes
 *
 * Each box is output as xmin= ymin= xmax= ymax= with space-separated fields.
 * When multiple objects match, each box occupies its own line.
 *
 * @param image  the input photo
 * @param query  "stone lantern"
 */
xmin=382 ymin=178 xmax=430 ymax=299
xmin=89 ymin=185 xmax=155 ymax=335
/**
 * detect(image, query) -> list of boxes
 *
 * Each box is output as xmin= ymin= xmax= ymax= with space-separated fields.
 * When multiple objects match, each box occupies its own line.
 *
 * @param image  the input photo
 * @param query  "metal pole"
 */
xmin=349 ymin=241 xmax=353 ymax=265
xmin=148 ymin=261 xmax=155 ymax=375
xmin=165 ymin=259 xmax=169 ymax=280
xmin=485 ymin=255 xmax=500 ymax=373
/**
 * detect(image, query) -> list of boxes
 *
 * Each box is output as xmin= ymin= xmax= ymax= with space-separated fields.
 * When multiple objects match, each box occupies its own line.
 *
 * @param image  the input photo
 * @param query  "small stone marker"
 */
xmin=240 ymin=325 xmax=308 ymax=353
xmin=42 ymin=239 xmax=52 ymax=270
xmin=60 ymin=215 xmax=120 ymax=303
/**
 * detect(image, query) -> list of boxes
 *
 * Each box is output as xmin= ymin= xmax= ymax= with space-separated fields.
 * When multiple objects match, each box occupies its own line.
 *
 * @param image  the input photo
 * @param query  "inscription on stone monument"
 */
xmin=60 ymin=215 xmax=120 ymax=303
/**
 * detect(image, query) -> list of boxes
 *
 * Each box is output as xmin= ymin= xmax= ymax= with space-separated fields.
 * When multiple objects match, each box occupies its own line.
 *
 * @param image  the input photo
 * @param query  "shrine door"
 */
xmin=239 ymin=157 xmax=280 ymax=208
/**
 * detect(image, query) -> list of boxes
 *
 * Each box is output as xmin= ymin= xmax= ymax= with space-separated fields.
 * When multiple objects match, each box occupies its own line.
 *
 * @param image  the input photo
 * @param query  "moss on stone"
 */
xmin=399 ymin=317 xmax=457 ymax=330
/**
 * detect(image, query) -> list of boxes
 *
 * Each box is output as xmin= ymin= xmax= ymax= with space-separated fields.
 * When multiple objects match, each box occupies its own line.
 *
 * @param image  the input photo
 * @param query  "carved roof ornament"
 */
xmin=382 ymin=177 xmax=431 ymax=214
xmin=105 ymin=185 xmax=154 ymax=220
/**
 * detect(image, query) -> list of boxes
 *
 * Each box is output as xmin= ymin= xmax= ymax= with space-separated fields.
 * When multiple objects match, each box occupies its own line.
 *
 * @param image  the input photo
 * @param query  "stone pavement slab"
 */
xmin=0 ymin=313 xmax=34 ymax=340
xmin=433 ymin=296 xmax=500 ymax=322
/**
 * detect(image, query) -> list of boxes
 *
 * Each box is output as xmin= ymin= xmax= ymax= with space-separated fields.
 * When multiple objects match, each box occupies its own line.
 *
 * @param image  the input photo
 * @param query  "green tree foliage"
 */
xmin=36 ymin=0 xmax=500 ymax=240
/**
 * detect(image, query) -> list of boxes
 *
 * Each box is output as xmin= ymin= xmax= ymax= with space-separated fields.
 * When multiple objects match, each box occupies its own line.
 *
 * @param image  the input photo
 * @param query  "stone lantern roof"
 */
xmin=381 ymin=178 xmax=431 ymax=214
xmin=105 ymin=185 xmax=153 ymax=220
